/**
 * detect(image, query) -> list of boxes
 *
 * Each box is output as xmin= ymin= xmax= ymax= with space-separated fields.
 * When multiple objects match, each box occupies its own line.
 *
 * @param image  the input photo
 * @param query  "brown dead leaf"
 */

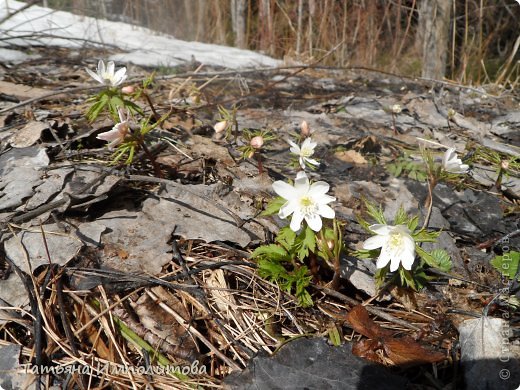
xmin=389 ymin=285 xmax=418 ymax=311
xmin=347 ymin=305 xmax=392 ymax=339
xmin=9 ymin=121 xmax=48 ymax=148
xmin=189 ymin=135 xmax=235 ymax=166
xmin=132 ymin=286 xmax=199 ymax=362
xmin=334 ymin=150 xmax=367 ymax=164
xmin=347 ymin=305 xmax=445 ymax=366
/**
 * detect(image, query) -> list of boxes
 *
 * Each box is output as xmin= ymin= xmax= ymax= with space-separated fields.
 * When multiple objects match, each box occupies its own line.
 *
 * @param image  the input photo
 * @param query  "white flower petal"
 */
xmin=309 ymin=181 xmax=330 ymax=196
xmin=288 ymin=139 xmax=300 ymax=154
xmin=389 ymin=254 xmax=401 ymax=272
xmin=293 ymin=172 xmax=310 ymax=191
xmin=106 ymin=61 xmax=115 ymax=76
xmin=304 ymin=157 xmax=320 ymax=166
xmin=290 ymin=209 xmax=305 ymax=232
xmin=368 ymin=224 xmax=392 ymax=235
xmin=302 ymin=137 xmax=317 ymax=149
xmin=97 ymin=59 xmax=105 ymax=75
xmin=376 ymin=247 xmax=391 ymax=269
xmin=113 ymin=67 xmax=127 ymax=86
xmin=362 ymin=235 xmax=385 ymax=250
xmin=317 ymin=204 xmax=335 ymax=219
xmin=306 ymin=212 xmax=322 ymax=232
xmin=272 ymin=180 xmax=297 ymax=200
xmin=279 ymin=201 xmax=296 ymax=219
xmin=400 ymin=249 xmax=416 ymax=270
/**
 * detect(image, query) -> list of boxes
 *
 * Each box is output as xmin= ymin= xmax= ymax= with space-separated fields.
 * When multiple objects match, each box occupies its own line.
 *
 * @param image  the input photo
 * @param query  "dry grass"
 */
xmin=1 ymin=236 xmax=450 ymax=388
xmin=45 ymin=0 xmax=520 ymax=86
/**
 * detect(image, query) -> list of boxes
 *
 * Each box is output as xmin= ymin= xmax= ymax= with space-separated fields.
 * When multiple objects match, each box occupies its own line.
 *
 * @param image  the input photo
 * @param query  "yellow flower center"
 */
xmin=299 ymin=196 xmax=317 ymax=215
xmin=388 ymin=231 xmax=404 ymax=251
xmin=301 ymin=146 xmax=314 ymax=158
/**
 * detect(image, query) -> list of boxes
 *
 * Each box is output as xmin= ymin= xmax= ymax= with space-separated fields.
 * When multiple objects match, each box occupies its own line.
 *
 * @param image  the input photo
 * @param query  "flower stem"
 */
xmin=141 ymin=141 xmax=163 ymax=178
xmin=422 ymin=176 xmax=437 ymax=229
xmin=256 ymin=154 xmax=264 ymax=175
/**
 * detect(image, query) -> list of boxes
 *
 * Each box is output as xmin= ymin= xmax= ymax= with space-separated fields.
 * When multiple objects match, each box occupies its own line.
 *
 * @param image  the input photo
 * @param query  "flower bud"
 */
xmin=300 ymin=120 xmax=311 ymax=137
xmin=121 ymin=85 xmax=135 ymax=94
xmin=447 ymin=108 xmax=456 ymax=119
xmin=214 ymin=120 xmax=228 ymax=134
xmin=391 ymin=104 xmax=402 ymax=114
xmin=250 ymin=135 xmax=264 ymax=149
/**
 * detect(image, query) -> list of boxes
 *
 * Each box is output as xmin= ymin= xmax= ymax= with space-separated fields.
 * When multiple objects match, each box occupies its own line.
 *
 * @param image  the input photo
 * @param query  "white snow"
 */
xmin=0 ymin=0 xmax=281 ymax=69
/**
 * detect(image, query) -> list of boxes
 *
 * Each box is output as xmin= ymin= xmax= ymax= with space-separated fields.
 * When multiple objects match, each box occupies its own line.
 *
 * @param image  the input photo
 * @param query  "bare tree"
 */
xmin=416 ymin=0 xmax=451 ymax=79
xmin=231 ymin=0 xmax=247 ymax=48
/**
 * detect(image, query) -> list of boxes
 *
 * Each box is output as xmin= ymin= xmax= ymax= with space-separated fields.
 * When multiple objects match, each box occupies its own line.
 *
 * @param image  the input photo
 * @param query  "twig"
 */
xmin=314 ymin=285 xmax=422 ymax=331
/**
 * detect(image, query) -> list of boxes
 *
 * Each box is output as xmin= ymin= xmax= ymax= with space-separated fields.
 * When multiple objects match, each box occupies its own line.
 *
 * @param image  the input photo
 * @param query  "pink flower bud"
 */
xmin=300 ymin=120 xmax=311 ymax=137
xmin=250 ymin=135 xmax=264 ymax=149
xmin=214 ymin=120 xmax=228 ymax=134
xmin=121 ymin=85 xmax=135 ymax=94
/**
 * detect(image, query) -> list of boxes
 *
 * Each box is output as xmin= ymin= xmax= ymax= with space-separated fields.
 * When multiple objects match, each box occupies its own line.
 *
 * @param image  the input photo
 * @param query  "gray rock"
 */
xmin=224 ymin=337 xmax=407 ymax=390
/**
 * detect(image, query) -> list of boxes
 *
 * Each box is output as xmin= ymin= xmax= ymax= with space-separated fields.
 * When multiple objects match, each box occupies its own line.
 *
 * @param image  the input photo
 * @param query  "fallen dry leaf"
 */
xmin=347 ymin=305 xmax=445 ymax=366
xmin=9 ymin=121 xmax=48 ymax=148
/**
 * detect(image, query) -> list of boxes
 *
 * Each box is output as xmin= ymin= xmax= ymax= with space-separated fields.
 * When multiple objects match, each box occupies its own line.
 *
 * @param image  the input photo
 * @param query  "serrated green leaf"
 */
xmin=393 ymin=206 xmax=408 ymax=225
xmin=261 ymin=196 xmax=286 ymax=216
xmin=276 ymin=226 xmax=296 ymax=251
xmin=86 ymin=93 xmax=110 ymax=122
xmin=407 ymin=215 xmax=419 ymax=232
xmin=363 ymin=199 xmax=386 ymax=224
xmin=429 ymin=249 xmax=452 ymax=272
xmin=415 ymin=246 xmax=451 ymax=271
xmin=295 ymin=225 xmax=316 ymax=261
xmin=413 ymin=229 xmax=440 ymax=242
xmin=257 ymin=258 xmax=287 ymax=280
xmin=251 ymin=244 xmax=289 ymax=261
xmin=491 ymin=251 xmax=520 ymax=281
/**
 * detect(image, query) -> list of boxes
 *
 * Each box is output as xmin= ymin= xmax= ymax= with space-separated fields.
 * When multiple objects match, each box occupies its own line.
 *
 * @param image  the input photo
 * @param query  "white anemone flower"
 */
xmin=272 ymin=171 xmax=335 ymax=232
xmin=97 ymin=108 xmax=131 ymax=148
xmin=363 ymin=224 xmax=416 ymax=272
xmin=288 ymin=137 xmax=319 ymax=169
xmin=442 ymin=147 xmax=469 ymax=174
xmin=86 ymin=60 xmax=127 ymax=87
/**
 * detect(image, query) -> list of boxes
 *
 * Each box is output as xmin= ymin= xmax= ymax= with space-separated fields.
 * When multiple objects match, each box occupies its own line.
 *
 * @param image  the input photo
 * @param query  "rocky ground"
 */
xmin=0 ymin=46 xmax=519 ymax=389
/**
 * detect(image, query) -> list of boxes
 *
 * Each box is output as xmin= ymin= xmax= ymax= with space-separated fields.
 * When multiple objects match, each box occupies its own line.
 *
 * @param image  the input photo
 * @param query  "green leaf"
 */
xmin=428 ymin=249 xmax=452 ymax=272
xmin=363 ymin=199 xmax=386 ymax=224
xmin=295 ymin=225 xmax=316 ymax=261
xmin=261 ymin=196 xmax=286 ymax=216
xmin=276 ymin=226 xmax=296 ymax=252
xmin=413 ymin=229 xmax=440 ymax=242
xmin=415 ymin=246 xmax=451 ymax=271
xmin=491 ymin=251 xmax=520 ymax=281
xmin=393 ymin=205 xmax=408 ymax=225
xmin=86 ymin=93 xmax=110 ymax=122
xmin=407 ymin=215 xmax=419 ymax=232
xmin=328 ymin=326 xmax=342 ymax=346
xmin=353 ymin=248 xmax=381 ymax=259
xmin=257 ymin=258 xmax=288 ymax=280
xmin=251 ymin=244 xmax=289 ymax=262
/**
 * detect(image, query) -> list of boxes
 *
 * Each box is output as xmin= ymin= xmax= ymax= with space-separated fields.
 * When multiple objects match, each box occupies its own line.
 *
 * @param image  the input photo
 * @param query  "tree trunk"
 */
xmin=416 ymin=0 xmax=451 ymax=79
xmin=231 ymin=0 xmax=247 ymax=48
